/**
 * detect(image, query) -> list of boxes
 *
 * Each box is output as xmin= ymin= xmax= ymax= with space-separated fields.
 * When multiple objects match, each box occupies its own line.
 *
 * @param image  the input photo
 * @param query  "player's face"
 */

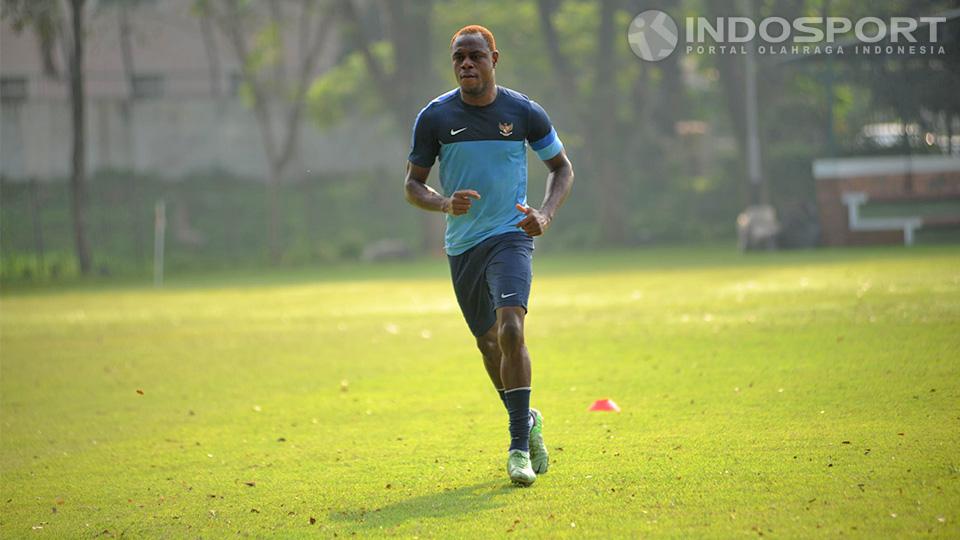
xmin=451 ymin=34 xmax=498 ymax=96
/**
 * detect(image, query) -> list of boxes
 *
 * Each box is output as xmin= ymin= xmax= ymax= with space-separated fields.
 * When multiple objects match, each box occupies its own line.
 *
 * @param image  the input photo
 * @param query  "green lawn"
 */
xmin=2 ymin=246 xmax=958 ymax=538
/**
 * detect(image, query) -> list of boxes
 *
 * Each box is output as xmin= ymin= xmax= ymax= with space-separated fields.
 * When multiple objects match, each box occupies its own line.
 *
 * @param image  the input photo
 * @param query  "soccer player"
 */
xmin=404 ymin=25 xmax=575 ymax=486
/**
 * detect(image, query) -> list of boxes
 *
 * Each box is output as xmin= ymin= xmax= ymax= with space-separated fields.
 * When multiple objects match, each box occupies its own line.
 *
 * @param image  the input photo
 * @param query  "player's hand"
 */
xmin=443 ymin=190 xmax=481 ymax=216
xmin=515 ymin=204 xmax=551 ymax=237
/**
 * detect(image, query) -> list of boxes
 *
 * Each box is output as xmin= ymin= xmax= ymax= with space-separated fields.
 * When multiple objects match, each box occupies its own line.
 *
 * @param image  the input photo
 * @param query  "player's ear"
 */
xmin=491 ymin=50 xmax=499 ymax=67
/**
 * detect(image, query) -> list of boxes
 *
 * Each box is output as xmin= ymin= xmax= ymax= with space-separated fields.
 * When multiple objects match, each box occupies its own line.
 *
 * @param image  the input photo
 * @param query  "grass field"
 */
xmin=2 ymin=245 xmax=958 ymax=538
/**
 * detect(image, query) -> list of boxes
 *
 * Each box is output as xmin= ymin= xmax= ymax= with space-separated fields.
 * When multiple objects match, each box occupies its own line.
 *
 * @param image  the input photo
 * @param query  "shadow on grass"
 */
xmin=328 ymin=480 xmax=516 ymax=530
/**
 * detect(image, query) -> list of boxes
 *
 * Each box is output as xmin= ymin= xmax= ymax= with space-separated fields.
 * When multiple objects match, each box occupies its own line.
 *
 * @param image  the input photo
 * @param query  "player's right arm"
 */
xmin=404 ymin=163 xmax=480 ymax=216
xmin=405 ymin=104 xmax=479 ymax=216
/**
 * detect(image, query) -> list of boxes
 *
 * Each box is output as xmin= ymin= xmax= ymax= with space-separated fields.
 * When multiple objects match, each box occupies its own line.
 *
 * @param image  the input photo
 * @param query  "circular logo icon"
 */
xmin=627 ymin=10 xmax=679 ymax=62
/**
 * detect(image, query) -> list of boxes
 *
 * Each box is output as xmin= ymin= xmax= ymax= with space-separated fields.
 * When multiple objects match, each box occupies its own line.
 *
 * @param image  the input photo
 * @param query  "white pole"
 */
xmin=153 ymin=199 xmax=166 ymax=287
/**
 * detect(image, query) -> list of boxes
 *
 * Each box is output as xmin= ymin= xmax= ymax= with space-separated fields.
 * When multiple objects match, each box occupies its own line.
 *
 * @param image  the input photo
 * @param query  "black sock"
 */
xmin=503 ymin=387 xmax=531 ymax=452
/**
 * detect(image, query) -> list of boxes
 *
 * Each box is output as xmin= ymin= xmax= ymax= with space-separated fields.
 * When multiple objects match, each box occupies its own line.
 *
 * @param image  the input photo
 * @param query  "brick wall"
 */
xmin=813 ymin=157 xmax=960 ymax=246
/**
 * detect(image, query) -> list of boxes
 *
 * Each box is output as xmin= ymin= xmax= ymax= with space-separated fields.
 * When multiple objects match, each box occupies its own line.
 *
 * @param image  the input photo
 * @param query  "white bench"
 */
xmin=841 ymin=191 xmax=922 ymax=246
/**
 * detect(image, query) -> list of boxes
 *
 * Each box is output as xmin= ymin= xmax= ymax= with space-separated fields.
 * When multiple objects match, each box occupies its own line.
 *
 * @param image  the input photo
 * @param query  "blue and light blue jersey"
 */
xmin=408 ymin=86 xmax=564 ymax=255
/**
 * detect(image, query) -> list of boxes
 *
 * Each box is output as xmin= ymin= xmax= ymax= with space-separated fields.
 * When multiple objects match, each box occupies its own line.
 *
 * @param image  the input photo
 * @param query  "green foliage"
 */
xmin=248 ymin=21 xmax=280 ymax=73
xmin=551 ymin=0 xmax=600 ymax=94
xmin=307 ymin=42 xmax=394 ymax=128
xmin=95 ymin=0 xmax=157 ymax=10
xmin=8 ymin=0 xmax=955 ymax=270
xmin=1 ymin=0 xmax=61 ymax=77
xmin=433 ymin=0 xmax=549 ymax=92
xmin=189 ymin=0 xmax=209 ymax=17
xmin=1 ymin=0 xmax=59 ymax=30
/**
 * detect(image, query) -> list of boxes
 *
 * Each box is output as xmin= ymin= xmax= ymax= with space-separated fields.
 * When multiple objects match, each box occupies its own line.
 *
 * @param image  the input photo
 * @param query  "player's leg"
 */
xmin=499 ymin=332 xmax=548 ymax=472
xmin=497 ymin=307 xmax=543 ymax=463
xmin=496 ymin=306 xmax=530 ymax=389
xmin=497 ymin=306 xmax=537 ymax=485
xmin=449 ymin=241 xmax=505 ymax=405
xmin=476 ymin=324 xmax=512 ymax=409
xmin=486 ymin=233 xmax=535 ymax=393
xmin=476 ymin=324 xmax=504 ymax=388
xmin=486 ymin=232 xmax=535 ymax=427
xmin=486 ymin=232 xmax=542 ymax=484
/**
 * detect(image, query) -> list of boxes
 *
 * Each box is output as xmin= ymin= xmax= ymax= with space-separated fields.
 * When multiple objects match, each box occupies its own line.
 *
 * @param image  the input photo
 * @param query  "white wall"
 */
xmin=0 ymin=97 xmax=406 ymax=181
xmin=1 ymin=0 xmax=408 ymax=181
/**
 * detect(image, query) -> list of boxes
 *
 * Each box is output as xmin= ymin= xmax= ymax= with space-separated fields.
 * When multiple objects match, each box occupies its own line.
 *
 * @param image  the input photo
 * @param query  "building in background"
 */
xmin=0 ymin=0 xmax=401 ymax=181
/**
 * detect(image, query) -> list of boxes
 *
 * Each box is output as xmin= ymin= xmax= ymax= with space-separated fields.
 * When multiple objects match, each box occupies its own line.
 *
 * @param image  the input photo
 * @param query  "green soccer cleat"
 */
xmin=528 ymin=408 xmax=549 ymax=474
xmin=507 ymin=449 xmax=536 ymax=486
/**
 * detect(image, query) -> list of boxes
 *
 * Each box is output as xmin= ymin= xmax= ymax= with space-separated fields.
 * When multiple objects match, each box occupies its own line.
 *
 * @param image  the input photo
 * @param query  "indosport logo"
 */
xmin=628 ymin=11 xmax=947 ymax=61
xmin=627 ymin=10 xmax=679 ymax=61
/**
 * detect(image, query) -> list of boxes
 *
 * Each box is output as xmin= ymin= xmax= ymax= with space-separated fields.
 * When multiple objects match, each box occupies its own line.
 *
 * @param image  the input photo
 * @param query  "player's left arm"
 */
xmin=516 ymin=149 xmax=574 ymax=237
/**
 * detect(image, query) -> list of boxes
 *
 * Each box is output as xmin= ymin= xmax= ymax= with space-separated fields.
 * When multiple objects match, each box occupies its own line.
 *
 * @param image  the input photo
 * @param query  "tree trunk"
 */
xmin=385 ymin=1 xmax=442 ymax=255
xmin=214 ymin=0 xmax=337 ymax=264
xmin=199 ymin=10 xmax=223 ymax=100
xmin=69 ymin=0 xmax=92 ymax=274
xmin=29 ymin=178 xmax=46 ymax=271
xmin=267 ymin=161 xmax=283 ymax=262
xmin=35 ymin=12 xmax=61 ymax=79
xmin=539 ymin=0 xmax=609 ymax=242
xmin=342 ymin=0 xmax=444 ymax=255
xmin=705 ymin=0 xmax=749 ymax=207
xmin=118 ymin=2 xmax=136 ymax=169
xmin=119 ymin=5 xmax=135 ymax=94
xmin=593 ymin=0 xmax=626 ymax=244
xmin=653 ymin=0 xmax=685 ymax=136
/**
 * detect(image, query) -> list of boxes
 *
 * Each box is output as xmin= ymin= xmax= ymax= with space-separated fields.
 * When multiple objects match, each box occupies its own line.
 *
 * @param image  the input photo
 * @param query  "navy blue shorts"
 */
xmin=448 ymin=231 xmax=534 ymax=337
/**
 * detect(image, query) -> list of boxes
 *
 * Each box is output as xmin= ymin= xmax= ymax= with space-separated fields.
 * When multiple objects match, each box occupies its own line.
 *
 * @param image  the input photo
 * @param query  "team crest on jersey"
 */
xmin=498 ymin=122 xmax=514 ymax=136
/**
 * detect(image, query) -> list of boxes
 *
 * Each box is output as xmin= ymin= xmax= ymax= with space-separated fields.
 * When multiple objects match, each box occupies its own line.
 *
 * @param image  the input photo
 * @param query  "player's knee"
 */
xmin=497 ymin=318 xmax=524 ymax=353
xmin=476 ymin=335 xmax=499 ymax=358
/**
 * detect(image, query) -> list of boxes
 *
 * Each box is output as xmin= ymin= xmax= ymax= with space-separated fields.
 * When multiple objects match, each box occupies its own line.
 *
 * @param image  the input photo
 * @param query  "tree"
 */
xmin=338 ymin=0 xmax=444 ymax=254
xmin=563 ymin=0 xmax=627 ymax=243
xmin=192 ymin=0 xmax=224 ymax=101
xmin=99 ymin=0 xmax=156 ymax=170
xmin=837 ymin=1 xmax=960 ymax=154
xmin=538 ymin=0 xmax=690 ymax=244
xmin=3 ymin=0 xmax=92 ymax=274
xmin=201 ymin=0 xmax=336 ymax=262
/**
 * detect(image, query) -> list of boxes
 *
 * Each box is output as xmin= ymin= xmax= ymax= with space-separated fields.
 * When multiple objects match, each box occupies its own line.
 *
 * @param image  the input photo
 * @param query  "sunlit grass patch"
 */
xmin=2 ymin=245 xmax=958 ymax=537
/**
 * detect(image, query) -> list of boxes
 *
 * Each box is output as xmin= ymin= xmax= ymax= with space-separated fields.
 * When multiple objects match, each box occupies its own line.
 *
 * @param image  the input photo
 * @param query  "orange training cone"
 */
xmin=589 ymin=399 xmax=621 ymax=412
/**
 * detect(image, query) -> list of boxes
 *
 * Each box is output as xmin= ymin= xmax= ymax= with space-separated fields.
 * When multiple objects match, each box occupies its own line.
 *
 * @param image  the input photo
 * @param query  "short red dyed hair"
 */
xmin=450 ymin=25 xmax=496 ymax=52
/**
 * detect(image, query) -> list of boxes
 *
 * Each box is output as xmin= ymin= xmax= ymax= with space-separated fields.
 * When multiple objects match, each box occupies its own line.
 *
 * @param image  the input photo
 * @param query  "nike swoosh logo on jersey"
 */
xmin=501 ymin=292 xmax=518 ymax=298
xmin=450 ymin=127 xmax=467 ymax=135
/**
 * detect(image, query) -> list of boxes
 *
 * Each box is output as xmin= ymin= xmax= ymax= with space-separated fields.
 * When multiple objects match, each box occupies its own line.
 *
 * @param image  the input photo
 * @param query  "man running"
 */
xmin=404 ymin=25 xmax=574 ymax=486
